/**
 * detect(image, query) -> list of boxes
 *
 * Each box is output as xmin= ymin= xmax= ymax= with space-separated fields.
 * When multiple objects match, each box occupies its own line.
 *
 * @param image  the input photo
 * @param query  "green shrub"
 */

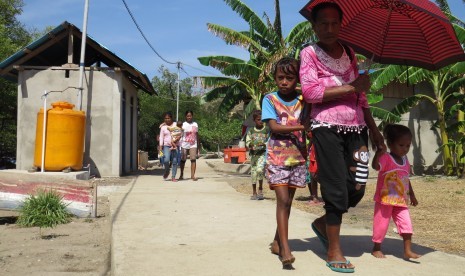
xmin=17 ymin=189 xmax=72 ymax=230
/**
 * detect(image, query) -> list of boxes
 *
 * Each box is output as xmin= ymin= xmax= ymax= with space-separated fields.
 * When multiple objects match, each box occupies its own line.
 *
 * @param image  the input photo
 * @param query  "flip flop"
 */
xmin=326 ymin=260 xmax=354 ymax=273
xmin=311 ymin=223 xmax=329 ymax=252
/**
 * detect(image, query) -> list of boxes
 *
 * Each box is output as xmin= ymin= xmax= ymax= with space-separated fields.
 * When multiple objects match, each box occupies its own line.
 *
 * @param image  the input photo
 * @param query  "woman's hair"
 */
xmin=185 ymin=110 xmax=194 ymax=116
xmin=163 ymin=112 xmax=173 ymax=119
xmin=383 ymin=124 xmax=412 ymax=144
xmin=252 ymin=110 xmax=262 ymax=120
xmin=310 ymin=2 xmax=343 ymax=23
xmin=273 ymin=57 xmax=300 ymax=78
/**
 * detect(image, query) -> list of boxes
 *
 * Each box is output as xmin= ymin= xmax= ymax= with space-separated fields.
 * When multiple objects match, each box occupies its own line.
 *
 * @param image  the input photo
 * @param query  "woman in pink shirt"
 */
xmin=299 ymin=2 xmax=385 ymax=273
xmin=159 ymin=112 xmax=179 ymax=181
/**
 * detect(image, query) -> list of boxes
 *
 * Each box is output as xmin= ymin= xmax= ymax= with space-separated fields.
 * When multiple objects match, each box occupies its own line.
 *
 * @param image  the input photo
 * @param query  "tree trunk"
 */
xmin=274 ymin=0 xmax=282 ymax=41
xmin=438 ymin=107 xmax=454 ymax=175
xmin=458 ymin=86 xmax=465 ymax=178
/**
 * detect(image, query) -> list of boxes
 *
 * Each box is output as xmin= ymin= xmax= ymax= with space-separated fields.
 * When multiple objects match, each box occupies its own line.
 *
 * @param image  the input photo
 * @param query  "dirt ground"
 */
xmin=0 ymin=176 xmax=135 ymax=276
xmin=0 ymin=166 xmax=464 ymax=275
xmin=226 ymin=173 xmax=465 ymax=257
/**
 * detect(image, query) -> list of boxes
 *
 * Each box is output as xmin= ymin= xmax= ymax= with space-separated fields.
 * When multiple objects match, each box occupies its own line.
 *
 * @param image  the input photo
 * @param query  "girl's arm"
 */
xmin=409 ymin=181 xmax=418 ymax=206
xmin=267 ymin=119 xmax=305 ymax=134
xmin=371 ymin=149 xmax=385 ymax=170
xmin=245 ymin=130 xmax=252 ymax=149
xmin=363 ymin=108 xmax=386 ymax=152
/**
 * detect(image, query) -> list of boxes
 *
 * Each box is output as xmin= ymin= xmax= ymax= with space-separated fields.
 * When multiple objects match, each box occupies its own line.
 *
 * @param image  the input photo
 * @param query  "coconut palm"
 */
xmin=197 ymin=0 xmax=314 ymax=116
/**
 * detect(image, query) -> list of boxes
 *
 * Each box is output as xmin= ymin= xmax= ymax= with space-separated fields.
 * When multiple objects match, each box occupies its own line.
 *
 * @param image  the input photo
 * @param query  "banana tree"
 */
xmin=197 ymin=0 xmax=314 ymax=116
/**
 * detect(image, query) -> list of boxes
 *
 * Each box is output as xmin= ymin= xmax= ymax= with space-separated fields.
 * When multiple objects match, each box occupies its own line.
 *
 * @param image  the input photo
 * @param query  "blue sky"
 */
xmin=18 ymin=0 xmax=465 ymax=80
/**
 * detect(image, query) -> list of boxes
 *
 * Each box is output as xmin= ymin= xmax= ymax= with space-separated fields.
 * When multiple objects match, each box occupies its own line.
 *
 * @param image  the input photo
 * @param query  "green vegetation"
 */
xmin=17 ymin=189 xmax=73 ymax=237
xmin=197 ymin=0 xmax=314 ymax=117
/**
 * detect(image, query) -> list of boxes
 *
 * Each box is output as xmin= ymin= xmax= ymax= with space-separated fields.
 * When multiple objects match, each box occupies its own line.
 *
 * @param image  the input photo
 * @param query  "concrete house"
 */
xmin=0 ymin=21 xmax=155 ymax=177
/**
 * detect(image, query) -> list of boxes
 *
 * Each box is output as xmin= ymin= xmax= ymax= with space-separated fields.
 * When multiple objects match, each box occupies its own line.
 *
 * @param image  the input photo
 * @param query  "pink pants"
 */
xmin=372 ymin=202 xmax=413 ymax=243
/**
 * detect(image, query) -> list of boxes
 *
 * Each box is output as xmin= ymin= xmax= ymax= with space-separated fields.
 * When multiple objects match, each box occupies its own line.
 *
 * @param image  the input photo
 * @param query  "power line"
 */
xmin=121 ymin=0 xmax=177 ymax=65
xmin=121 ymin=0 xmax=225 ymax=78
xmin=181 ymin=62 xmax=224 ymax=77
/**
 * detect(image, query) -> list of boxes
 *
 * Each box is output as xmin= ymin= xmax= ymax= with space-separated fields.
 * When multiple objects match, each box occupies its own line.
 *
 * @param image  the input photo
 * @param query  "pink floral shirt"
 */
xmin=300 ymin=44 xmax=368 ymax=130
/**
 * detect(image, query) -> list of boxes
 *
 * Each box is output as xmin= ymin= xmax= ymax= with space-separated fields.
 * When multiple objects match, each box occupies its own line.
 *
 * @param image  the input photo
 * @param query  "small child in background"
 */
xmin=306 ymin=131 xmax=323 ymax=206
xmin=168 ymin=121 xmax=183 ymax=150
xmin=246 ymin=110 xmax=269 ymax=200
xmin=262 ymin=57 xmax=308 ymax=269
xmin=371 ymin=124 xmax=421 ymax=260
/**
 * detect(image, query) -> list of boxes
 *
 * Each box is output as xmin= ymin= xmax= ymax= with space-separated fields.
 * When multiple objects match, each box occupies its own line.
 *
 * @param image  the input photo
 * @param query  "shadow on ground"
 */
xmin=288 ymin=235 xmax=435 ymax=261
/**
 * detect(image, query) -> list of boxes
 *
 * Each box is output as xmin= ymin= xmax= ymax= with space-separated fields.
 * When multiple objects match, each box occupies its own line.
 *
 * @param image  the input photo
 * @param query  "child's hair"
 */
xmin=252 ymin=110 xmax=262 ymax=120
xmin=185 ymin=110 xmax=193 ymax=116
xmin=176 ymin=120 xmax=183 ymax=127
xmin=383 ymin=124 xmax=412 ymax=145
xmin=273 ymin=57 xmax=300 ymax=78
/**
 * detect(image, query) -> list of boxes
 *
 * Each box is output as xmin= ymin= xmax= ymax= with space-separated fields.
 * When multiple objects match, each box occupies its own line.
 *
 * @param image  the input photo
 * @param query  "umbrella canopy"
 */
xmin=300 ymin=0 xmax=465 ymax=70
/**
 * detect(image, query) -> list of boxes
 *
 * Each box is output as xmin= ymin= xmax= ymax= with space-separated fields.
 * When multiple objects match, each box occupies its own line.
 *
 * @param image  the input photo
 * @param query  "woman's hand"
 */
xmin=350 ymin=72 xmax=371 ymax=93
xmin=370 ymin=129 xmax=386 ymax=152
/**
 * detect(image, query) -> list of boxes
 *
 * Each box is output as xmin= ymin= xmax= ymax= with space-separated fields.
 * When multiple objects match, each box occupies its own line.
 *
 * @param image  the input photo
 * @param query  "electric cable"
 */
xmin=121 ymin=0 xmax=177 ymax=65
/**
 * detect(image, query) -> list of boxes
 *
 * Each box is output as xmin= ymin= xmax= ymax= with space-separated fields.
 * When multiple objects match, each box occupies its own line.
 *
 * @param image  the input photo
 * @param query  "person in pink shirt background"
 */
xmin=159 ymin=112 xmax=179 ymax=182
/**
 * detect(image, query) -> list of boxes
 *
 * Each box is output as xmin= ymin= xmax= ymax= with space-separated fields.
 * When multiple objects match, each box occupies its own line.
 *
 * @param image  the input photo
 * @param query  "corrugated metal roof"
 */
xmin=0 ymin=21 xmax=155 ymax=94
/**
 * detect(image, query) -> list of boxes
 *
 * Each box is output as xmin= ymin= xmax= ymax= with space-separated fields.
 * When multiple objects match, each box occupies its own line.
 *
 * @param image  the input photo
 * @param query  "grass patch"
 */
xmin=17 ymin=189 xmax=73 ymax=237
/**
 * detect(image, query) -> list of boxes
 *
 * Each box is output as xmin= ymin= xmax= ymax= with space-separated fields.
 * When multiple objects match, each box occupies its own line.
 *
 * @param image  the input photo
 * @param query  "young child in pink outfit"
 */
xmin=371 ymin=124 xmax=421 ymax=260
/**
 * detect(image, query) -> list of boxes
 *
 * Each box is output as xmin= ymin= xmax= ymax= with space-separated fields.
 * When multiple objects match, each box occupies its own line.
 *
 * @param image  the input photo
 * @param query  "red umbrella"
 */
xmin=300 ymin=0 xmax=465 ymax=70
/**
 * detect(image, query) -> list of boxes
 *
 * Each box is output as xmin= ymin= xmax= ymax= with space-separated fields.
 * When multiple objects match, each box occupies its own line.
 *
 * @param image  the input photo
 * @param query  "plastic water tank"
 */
xmin=33 ymin=101 xmax=86 ymax=171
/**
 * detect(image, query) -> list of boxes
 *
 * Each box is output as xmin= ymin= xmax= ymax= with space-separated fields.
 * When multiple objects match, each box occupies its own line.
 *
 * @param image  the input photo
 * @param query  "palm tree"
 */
xmin=197 ymin=0 xmax=314 ymax=116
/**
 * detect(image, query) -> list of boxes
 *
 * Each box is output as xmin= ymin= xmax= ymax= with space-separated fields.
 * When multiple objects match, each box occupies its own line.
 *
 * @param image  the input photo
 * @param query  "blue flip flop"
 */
xmin=326 ymin=260 xmax=354 ymax=273
xmin=311 ymin=223 xmax=329 ymax=251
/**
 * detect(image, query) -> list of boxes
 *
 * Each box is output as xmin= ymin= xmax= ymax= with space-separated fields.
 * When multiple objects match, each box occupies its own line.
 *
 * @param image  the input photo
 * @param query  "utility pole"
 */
xmin=176 ymin=62 xmax=181 ymax=121
xmin=77 ymin=0 xmax=90 ymax=111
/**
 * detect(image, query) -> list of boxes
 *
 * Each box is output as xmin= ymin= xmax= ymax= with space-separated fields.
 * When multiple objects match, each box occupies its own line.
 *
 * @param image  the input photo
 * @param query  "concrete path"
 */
xmin=110 ymin=159 xmax=465 ymax=275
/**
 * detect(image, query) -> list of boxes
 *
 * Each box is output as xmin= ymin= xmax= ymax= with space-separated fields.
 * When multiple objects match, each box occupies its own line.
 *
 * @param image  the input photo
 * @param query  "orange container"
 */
xmin=33 ymin=101 xmax=86 ymax=171
xmin=230 ymin=148 xmax=247 ymax=163
xmin=223 ymin=148 xmax=232 ymax=163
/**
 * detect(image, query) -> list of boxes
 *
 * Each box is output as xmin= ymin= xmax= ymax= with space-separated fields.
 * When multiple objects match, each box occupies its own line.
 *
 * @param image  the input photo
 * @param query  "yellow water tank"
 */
xmin=33 ymin=101 xmax=86 ymax=171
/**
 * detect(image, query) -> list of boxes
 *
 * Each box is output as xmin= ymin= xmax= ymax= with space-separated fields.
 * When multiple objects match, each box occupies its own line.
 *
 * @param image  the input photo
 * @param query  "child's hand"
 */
xmin=410 ymin=195 xmax=418 ymax=206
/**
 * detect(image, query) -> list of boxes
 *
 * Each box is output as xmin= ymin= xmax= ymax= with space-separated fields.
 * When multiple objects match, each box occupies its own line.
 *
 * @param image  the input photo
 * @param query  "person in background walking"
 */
xmin=246 ymin=110 xmax=269 ymax=200
xmin=179 ymin=111 xmax=200 ymax=181
xmin=159 ymin=112 xmax=179 ymax=182
xmin=371 ymin=124 xmax=421 ymax=260
xmin=263 ymin=57 xmax=308 ymax=270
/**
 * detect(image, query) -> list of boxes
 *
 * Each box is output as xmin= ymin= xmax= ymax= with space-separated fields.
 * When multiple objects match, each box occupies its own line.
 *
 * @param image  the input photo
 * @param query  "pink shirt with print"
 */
xmin=300 ymin=44 xmax=368 ymax=127
xmin=159 ymin=122 xmax=178 ymax=147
